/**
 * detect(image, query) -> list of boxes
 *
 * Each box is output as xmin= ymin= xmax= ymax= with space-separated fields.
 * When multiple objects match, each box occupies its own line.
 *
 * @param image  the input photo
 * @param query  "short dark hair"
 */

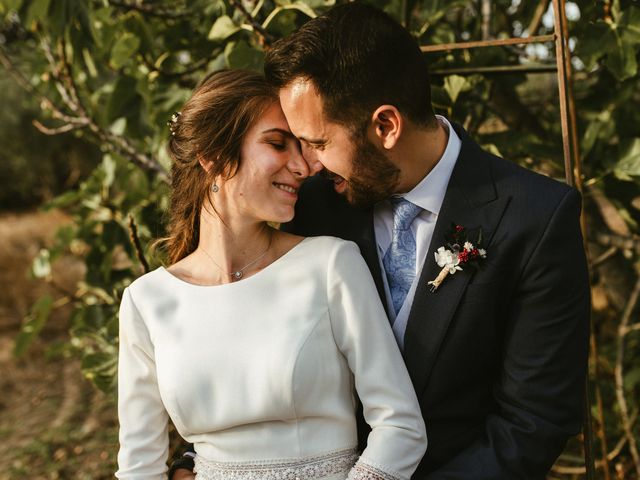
xmin=264 ymin=2 xmax=435 ymax=129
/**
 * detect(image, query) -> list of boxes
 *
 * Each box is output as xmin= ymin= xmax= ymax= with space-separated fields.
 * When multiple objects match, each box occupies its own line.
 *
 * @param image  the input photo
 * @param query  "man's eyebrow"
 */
xmin=261 ymin=128 xmax=297 ymax=139
xmin=297 ymin=136 xmax=327 ymax=144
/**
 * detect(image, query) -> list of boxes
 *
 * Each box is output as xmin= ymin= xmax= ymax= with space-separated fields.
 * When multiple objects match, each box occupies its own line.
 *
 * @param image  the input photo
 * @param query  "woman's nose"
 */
xmin=288 ymin=148 xmax=310 ymax=179
xmin=300 ymin=144 xmax=323 ymax=175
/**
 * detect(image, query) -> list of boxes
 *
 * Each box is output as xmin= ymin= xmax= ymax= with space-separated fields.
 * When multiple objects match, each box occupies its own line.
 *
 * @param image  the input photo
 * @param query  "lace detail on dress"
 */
xmin=346 ymin=460 xmax=402 ymax=480
xmin=194 ymin=448 xmax=358 ymax=480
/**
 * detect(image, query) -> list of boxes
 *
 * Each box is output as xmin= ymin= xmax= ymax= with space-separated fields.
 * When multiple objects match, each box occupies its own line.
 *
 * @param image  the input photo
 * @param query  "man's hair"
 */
xmin=264 ymin=2 xmax=435 ymax=129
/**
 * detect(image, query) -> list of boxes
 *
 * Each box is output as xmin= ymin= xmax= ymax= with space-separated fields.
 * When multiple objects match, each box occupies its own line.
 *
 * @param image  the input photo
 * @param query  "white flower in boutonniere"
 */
xmin=428 ymin=224 xmax=487 ymax=292
xmin=434 ymin=247 xmax=463 ymax=274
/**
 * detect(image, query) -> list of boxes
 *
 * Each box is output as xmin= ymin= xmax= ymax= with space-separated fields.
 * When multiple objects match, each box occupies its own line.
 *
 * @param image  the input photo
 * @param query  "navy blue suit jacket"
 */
xmin=283 ymin=123 xmax=590 ymax=479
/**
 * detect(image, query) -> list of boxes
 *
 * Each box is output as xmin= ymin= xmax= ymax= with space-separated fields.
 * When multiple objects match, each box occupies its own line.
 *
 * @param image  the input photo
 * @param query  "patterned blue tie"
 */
xmin=383 ymin=198 xmax=422 ymax=316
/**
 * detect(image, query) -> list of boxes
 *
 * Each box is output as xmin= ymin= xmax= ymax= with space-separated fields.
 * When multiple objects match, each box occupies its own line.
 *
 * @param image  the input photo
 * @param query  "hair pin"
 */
xmin=167 ymin=111 xmax=182 ymax=136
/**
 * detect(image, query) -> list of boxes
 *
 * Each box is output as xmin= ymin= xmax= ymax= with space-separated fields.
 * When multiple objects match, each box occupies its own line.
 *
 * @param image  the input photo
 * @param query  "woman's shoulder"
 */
xmin=125 ymin=266 xmax=175 ymax=302
xmin=295 ymin=234 xmax=358 ymax=250
xmin=289 ymin=236 xmax=365 ymax=273
xmin=289 ymin=235 xmax=361 ymax=261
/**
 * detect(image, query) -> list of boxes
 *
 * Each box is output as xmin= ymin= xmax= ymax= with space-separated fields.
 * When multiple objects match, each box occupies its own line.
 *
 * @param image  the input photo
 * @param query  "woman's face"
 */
xmin=218 ymin=101 xmax=308 ymax=224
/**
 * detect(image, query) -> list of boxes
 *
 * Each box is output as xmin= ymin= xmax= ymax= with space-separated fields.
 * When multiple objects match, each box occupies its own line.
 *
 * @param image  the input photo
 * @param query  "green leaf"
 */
xmin=102 ymin=155 xmax=116 ymax=189
xmin=31 ymin=248 xmax=52 ymax=279
xmin=110 ymin=32 xmax=140 ymax=69
xmin=614 ymin=138 xmax=640 ymax=180
xmin=208 ymin=15 xmax=242 ymax=42
xmin=624 ymin=367 xmax=640 ymax=390
xmin=107 ymin=76 xmax=138 ymax=122
xmin=621 ymin=7 xmax=640 ymax=44
xmin=82 ymin=351 xmax=117 ymax=392
xmin=605 ymin=31 xmax=638 ymax=81
xmin=2 ymin=0 xmax=24 ymax=12
xmin=44 ymin=189 xmax=82 ymax=209
xmin=14 ymin=295 xmax=54 ymax=357
xmin=444 ymin=75 xmax=470 ymax=104
xmin=24 ymin=0 xmax=51 ymax=26
xmin=303 ymin=0 xmax=335 ymax=9
xmin=575 ymin=21 xmax=614 ymax=71
xmin=611 ymin=0 xmax=622 ymax=22
xmin=82 ymin=48 xmax=98 ymax=78
xmin=262 ymin=2 xmax=317 ymax=30
xmin=224 ymin=40 xmax=264 ymax=71
xmin=430 ymin=85 xmax=451 ymax=110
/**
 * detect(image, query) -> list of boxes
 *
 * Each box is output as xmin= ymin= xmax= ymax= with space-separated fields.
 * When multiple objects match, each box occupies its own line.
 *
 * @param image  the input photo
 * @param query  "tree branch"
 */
xmin=527 ymin=0 xmax=550 ymax=35
xmin=228 ymin=0 xmax=275 ymax=47
xmin=103 ymin=0 xmax=190 ymax=19
xmin=1 ymin=41 xmax=169 ymax=183
xmin=128 ymin=215 xmax=150 ymax=273
xmin=481 ymin=0 xmax=492 ymax=40
xmin=614 ymin=275 xmax=640 ymax=477
xmin=33 ymin=119 xmax=88 ymax=135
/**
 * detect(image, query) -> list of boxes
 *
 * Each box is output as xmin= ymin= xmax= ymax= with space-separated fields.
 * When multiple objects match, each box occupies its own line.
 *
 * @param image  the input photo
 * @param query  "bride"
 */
xmin=116 ymin=69 xmax=426 ymax=480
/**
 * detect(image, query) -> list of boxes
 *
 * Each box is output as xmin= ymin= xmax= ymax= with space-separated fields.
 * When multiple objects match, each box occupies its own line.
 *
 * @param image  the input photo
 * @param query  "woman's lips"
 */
xmin=273 ymin=182 xmax=299 ymax=199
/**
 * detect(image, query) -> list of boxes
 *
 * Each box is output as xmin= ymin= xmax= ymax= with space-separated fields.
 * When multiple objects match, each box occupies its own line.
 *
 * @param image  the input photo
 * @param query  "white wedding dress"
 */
xmin=116 ymin=236 xmax=426 ymax=480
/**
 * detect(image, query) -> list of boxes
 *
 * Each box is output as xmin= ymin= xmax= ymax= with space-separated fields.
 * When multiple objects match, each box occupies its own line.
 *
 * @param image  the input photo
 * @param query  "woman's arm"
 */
xmin=116 ymin=287 xmax=170 ymax=479
xmin=327 ymin=241 xmax=427 ymax=480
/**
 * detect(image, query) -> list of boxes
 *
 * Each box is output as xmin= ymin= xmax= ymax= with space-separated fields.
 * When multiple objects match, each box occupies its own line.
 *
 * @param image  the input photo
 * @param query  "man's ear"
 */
xmin=371 ymin=105 xmax=402 ymax=150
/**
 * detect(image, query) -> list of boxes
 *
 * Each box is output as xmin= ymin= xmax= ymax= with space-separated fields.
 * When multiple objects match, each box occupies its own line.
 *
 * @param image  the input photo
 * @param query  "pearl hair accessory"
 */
xmin=167 ymin=111 xmax=182 ymax=136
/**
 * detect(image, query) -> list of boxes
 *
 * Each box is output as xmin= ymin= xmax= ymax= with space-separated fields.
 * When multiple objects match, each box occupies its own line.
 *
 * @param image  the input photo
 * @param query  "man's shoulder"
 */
xmin=471 ymin=142 xmax=579 ymax=220
xmin=454 ymin=122 xmax=576 ymax=208
xmin=499 ymin=157 xmax=579 ymax=219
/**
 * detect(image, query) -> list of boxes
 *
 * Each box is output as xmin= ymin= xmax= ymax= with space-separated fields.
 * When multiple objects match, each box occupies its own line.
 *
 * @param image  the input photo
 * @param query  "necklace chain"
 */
xmin=200 ymin=232 xmax=274 ymax=281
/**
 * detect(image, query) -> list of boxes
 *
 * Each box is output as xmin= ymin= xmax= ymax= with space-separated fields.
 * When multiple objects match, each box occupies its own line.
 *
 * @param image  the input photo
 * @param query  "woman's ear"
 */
xmin=371 ymin=105 xmax=402 ymax=150
xmin=198 ymin=155 xmax=214 ymax=173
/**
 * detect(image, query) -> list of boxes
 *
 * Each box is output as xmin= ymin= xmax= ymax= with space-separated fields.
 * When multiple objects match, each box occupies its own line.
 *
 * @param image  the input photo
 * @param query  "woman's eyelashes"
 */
xmin=264 ymin=136 xmax=286 ymax=151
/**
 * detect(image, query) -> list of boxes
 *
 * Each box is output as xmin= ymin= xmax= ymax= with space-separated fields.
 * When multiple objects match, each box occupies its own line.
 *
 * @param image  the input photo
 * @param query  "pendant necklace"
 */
xmin=200 ymin=232 xmax=274 ymax=281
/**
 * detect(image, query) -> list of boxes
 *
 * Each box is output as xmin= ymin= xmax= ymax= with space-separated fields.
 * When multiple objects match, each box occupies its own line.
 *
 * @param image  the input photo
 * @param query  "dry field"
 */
xmin=0 ymin=210 xmax=118 ymax=479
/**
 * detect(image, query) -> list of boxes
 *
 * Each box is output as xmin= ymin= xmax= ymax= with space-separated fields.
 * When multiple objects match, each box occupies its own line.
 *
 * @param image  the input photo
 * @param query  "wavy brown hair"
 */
xmin=161 ymin=69 xmax=278 ymax=264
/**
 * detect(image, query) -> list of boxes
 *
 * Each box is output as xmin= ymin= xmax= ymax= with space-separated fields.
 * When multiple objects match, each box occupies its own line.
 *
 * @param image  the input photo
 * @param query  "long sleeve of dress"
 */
xmin=116 ymin=287 xmax=169 ymax=479
xmin=327 ymin=241 xmax=427 ymax=480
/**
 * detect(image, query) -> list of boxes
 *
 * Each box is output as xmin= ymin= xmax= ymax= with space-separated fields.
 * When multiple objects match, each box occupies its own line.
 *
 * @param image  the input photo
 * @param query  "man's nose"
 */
xmin=301 ymin=145 xmax=324 ymax=175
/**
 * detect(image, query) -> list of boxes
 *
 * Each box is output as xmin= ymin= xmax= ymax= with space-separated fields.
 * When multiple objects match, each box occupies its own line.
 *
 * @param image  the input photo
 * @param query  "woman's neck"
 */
xmin=195 ymin=208 xmax=274 ymax=283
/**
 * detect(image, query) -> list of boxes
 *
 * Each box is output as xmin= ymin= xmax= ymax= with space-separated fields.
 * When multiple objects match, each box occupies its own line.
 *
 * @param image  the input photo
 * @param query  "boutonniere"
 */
xmin=428 ymin=223 xmax=486 ymax=292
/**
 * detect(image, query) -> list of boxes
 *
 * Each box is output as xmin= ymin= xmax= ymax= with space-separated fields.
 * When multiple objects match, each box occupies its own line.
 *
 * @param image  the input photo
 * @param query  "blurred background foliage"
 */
xmin=0 ymin=0 xmax=639 ymax=478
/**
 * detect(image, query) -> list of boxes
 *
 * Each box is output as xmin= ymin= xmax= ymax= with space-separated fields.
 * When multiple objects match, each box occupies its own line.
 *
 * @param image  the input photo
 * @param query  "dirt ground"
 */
xmin=0 ymin=210 xmax=118 ymax=479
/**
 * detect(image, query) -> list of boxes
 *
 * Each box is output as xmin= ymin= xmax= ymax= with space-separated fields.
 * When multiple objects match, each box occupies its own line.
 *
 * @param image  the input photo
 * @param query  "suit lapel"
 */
xmin=403 ymin=125 xmax=511 ymax=395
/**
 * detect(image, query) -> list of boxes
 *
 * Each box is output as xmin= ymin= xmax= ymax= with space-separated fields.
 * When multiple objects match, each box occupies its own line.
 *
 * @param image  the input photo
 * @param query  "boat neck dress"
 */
xmin=116 ymin=236 xmax=427 ymax=480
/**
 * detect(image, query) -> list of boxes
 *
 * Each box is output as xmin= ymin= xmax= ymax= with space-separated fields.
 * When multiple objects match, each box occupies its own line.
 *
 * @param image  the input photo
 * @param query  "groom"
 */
xmin=171 ymin=3 xmax=590 ymax=479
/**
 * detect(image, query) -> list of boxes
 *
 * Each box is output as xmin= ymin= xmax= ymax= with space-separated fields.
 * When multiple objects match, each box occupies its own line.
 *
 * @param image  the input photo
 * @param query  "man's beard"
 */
xmin=344 ymin=131 xmax=400 ymax=208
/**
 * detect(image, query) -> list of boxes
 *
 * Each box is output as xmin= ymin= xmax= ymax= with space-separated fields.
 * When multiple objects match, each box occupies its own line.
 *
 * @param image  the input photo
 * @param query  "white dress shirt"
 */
xmin=374 ymin=116 xmax=461 ymax=350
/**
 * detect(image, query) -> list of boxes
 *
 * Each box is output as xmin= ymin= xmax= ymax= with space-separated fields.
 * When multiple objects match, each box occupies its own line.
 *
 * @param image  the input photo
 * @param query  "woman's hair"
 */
xmin=161 ymin=69 xmax=278 ymax=264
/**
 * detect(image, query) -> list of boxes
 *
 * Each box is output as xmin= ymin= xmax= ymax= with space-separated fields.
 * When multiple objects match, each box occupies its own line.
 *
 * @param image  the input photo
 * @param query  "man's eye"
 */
xmin=310 ymin=143 xmax=326 ymax=151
